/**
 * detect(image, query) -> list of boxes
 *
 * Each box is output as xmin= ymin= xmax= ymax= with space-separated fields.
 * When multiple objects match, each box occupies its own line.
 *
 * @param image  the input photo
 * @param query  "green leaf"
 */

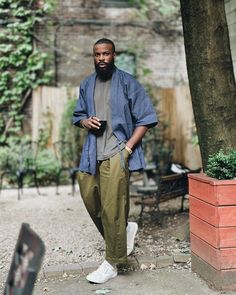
xmin=142 ymin=68 xmax=152 ymax=76
xmin=0 ymin=44 xmax=13 ymax=53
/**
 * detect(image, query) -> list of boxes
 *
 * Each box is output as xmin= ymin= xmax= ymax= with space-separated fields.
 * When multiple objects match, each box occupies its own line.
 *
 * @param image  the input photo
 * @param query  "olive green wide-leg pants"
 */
xmin=78 ymin=150 xmax=130 ymax=265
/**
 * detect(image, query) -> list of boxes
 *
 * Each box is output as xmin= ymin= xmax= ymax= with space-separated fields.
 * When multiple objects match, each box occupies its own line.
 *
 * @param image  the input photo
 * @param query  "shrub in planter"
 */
xmin=188 ymin=148 xmax=236 ymax=290
xmin=206 ymin=148 xmax=236 ymax=180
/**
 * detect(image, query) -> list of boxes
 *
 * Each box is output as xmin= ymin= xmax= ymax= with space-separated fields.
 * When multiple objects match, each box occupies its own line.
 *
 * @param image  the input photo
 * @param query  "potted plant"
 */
xmin=188 ymin=148 xmax=236 ymax=290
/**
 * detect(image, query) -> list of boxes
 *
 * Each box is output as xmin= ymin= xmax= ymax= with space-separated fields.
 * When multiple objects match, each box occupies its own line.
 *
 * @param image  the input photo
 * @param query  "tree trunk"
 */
xmin=180 ymin=0 xmax=236 ymax=170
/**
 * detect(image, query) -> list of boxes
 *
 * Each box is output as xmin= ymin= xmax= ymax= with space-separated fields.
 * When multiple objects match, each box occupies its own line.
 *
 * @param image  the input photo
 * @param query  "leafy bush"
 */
xmin=0 ymin=136 xmax=31 ymax=184
xmin=0 ymin=135 xmax=64 ymax=188
xmin=59 ymin=98 xmax=85 ymax=166
xmin=206 ymin=149 xmax=236 ymax=180
xmin=0 ymin=96 xmax=84 ymax=188
xmin=35 ymin=149 xmax=61 ymax=186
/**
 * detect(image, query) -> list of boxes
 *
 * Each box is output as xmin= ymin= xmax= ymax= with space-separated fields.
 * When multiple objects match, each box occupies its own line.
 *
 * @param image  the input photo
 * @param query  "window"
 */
xmin=115 ymin=53 xmax=136 ymax=76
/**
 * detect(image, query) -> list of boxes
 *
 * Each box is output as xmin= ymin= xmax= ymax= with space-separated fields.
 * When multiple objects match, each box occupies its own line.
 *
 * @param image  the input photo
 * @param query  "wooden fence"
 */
xmin=32 ymin=85 xmax=202 ymax=169
xmin=156 ymin=85 xmax=202 ymax=169
xmin=32 ymin=86 xmax=77 ymax=147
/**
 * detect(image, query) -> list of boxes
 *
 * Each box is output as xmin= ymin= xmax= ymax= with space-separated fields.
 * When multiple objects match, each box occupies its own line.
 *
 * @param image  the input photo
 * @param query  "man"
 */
xmin=73 ymin=38 xmax=158 ymax=284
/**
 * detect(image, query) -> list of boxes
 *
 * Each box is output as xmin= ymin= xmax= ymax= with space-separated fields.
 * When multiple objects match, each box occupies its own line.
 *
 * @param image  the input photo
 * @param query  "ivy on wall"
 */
xmin=0 ymin=0 xmax=55 ymax=143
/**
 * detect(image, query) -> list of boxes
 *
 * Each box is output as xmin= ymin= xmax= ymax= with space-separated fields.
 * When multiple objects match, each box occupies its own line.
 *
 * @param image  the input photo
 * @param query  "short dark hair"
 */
xmin=94 ymin=38 xmax=116 ymax=53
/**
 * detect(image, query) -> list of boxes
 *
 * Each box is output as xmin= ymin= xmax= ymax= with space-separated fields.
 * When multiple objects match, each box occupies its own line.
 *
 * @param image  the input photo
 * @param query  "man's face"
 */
xmin=94 ymin=43 xmax=116 ymax=80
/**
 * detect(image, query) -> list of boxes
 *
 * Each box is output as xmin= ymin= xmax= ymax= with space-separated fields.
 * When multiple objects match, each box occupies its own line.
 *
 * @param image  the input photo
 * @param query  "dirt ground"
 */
xmin=131 ymin=196 xmax=190 ymax=259
xmin=0 ymin=185 xmax=190 ymax=292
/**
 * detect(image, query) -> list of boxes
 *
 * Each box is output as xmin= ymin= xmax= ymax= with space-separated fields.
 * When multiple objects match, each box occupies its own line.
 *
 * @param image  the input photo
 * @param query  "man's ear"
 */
xmin=113 ymin=52 xmax=116 ymax=59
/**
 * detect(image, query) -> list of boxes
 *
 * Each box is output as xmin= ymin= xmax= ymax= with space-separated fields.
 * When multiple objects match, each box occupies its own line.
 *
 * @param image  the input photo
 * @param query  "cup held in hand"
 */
xmin=91 ymin=120 xmax=107 ymax=136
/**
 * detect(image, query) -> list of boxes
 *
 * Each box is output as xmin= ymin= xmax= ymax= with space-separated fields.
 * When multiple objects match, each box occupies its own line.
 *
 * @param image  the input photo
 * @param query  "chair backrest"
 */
xmin=0 ymin=141 xmax=38 ymax=173
xmin=53 ymin=140 xmax=75 ymax=168
xmin=153 ymin=138 xmax=176 ymax=176
xmin=0 ymin=146 xmax=11 ymax=171
xmin=155 ymin=173 xmax=189 ymax=202
xmin=19 ymin=141 xmax=39 ymax=169
xmin=143 ymin=135 xmax=176 ymax=177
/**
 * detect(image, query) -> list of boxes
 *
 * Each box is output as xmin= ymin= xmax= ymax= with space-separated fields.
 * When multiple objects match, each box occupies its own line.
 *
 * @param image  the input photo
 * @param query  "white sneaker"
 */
xmin=86 ymin=260 xmax=117 ymax=284
xmin=127 ymin=222 xmax=138 ymax=256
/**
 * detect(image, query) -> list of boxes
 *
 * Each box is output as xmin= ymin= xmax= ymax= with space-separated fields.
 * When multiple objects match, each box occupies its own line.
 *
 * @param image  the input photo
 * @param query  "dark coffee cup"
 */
xmin=91 ymin=120 xmax=107 ymax=136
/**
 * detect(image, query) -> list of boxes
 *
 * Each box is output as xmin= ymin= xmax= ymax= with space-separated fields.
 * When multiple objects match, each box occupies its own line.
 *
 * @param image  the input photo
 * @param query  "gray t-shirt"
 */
xmin=94 ymin=77 xmax=125 ymax=160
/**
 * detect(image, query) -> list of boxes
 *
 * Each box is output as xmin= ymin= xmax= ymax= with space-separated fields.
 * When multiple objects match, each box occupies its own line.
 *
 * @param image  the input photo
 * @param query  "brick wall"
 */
xmin=37 ymin=0 xmax=188 ymax=88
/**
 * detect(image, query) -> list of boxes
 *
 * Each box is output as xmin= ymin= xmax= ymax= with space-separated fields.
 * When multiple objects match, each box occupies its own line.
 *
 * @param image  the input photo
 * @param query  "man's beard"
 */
xmin=94 ymin=60 xmax=115 ymax=81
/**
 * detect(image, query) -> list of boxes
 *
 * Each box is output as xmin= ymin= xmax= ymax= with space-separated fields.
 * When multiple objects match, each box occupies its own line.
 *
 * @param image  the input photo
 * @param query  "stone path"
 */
xmin=0 ymin=185 xmax=191 ymax=293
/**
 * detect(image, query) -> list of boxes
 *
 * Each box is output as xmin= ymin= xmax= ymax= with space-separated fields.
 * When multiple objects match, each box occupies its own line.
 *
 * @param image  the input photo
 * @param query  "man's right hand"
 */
xmin=81 ymin=116 xmax=101 ymax=130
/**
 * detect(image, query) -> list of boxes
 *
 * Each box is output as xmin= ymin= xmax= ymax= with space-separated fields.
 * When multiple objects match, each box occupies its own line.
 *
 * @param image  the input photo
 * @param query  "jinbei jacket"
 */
xmin=73 ymin=67 xmax=158 ymax=175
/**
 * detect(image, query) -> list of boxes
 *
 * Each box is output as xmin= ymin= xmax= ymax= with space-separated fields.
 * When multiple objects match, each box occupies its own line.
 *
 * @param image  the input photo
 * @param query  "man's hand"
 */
xmin=81 ymin=116 xmax=101 ymax=130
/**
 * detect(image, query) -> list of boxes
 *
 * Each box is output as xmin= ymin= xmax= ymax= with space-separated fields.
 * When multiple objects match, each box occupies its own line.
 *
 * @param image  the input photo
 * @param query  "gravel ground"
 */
xmin=0 ymin=184 xmax=190 ymax=292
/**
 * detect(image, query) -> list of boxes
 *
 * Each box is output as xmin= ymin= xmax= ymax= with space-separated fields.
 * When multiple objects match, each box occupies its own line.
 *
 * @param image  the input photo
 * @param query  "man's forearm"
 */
xmin=126 ymin=126 xmax=148 ymax=150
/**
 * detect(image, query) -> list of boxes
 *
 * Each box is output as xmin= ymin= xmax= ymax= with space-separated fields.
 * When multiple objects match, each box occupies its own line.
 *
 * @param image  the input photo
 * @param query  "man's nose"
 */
xmin=99 ymin=54 xmax=105 ymax=61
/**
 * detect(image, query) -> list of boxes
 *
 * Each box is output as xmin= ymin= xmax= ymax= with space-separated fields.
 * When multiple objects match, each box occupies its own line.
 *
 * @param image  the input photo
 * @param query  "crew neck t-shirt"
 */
xmin=94 ymin=77 xmax=125 ymax=160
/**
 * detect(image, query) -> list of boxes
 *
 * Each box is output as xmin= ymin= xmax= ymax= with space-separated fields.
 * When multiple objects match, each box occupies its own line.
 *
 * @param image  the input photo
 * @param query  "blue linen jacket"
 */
xmin=73 ymin=67 xmax=158 ymax=175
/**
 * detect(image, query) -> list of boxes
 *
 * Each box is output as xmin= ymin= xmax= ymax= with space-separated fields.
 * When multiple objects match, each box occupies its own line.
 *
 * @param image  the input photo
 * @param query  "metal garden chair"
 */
xmin=53 ymin=140 xmax=79 ymax=195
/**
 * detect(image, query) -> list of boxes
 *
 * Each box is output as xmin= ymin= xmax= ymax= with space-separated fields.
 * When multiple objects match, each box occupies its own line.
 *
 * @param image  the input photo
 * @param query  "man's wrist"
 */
xmin=80 ymin=119 xmax=87 ymax=129
xmin=125 ymin=146 xmax=133 ymax=155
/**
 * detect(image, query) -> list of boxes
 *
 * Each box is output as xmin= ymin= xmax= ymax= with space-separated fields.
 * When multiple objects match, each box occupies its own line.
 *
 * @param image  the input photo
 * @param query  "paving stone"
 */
xmin=137 ymin=255 xmax=157 ymax=266
xmin=156 ymin=255 xmax=174 ymax=268
xmin=173 ymin=253 xmax=191 ymax=263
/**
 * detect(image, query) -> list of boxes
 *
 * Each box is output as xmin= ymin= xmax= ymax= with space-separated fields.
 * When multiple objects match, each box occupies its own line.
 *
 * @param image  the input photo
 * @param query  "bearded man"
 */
xmin=73 ymin=38 xmax=158 ymax=284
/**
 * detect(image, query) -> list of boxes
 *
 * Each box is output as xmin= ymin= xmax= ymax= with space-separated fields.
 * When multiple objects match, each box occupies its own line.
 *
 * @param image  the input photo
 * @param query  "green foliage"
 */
xmin=190 ymin=123 xmax=199 ymax=146
xmin=0 ymin=98 xmax=84 ymax=188
xmin=206 ymin=149 xmax=236 ymax=180
xmin=0 ymin=135 xmax=33 ymax=184
xmin=0 ymin=135 xmax=62 ymax=187
xmin=0 ymin=0 xmax=54 ymax=143
xmin=142 ymin=68 xmax=152 ymax=76
xmin=37 ymin=109 xmax=54 ymax=149
xmin=0 ymin=145 xmax=17 ymax=183
xmin=115 ymin=53 xmax=136 ymax=76
xmin=35 ymin=149 xmax=61 ymax=185
xmin=59 ymin=98 xmax=84 ymax=166
xmin=128 ymin=0 xmax=180 ymax=18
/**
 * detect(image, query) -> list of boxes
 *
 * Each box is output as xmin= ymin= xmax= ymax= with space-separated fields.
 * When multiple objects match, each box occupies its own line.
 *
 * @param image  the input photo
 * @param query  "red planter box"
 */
xmin=188 ymin=173 xmax=236 ymax=290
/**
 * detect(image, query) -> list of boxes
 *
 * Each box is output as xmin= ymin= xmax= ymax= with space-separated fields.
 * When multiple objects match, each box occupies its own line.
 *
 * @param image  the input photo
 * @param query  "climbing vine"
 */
xmin=0 ymin=0 xmax=55 ymax=143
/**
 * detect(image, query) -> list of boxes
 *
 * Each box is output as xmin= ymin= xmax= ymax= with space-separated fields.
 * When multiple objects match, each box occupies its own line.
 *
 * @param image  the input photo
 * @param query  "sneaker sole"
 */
xmin=86 ymin=271 xmax=117 ymax=284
